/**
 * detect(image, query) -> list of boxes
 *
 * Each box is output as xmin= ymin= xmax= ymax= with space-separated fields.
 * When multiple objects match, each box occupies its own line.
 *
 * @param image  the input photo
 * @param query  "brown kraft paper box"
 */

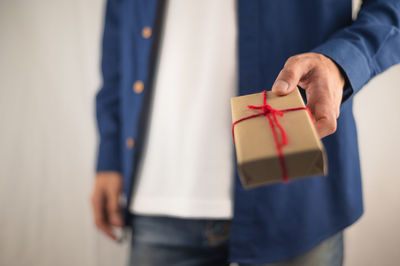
xmin=231 ymin=89 xmax=327 ymax=189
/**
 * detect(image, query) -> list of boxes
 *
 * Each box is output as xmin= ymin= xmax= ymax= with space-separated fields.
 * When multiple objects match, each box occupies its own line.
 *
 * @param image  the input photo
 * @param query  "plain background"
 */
xmin=0 ymin=0 xmax=399 ymax=265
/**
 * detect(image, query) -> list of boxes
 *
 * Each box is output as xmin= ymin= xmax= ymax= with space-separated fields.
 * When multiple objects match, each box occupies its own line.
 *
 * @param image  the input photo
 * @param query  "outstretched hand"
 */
xmin=272 ymin=53 xmax=345 ymax=139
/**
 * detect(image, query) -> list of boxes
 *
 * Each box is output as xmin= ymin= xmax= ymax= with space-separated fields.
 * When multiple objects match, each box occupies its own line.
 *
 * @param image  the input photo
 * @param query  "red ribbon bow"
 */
xmin=232 ymin=90 xmax=312 ymax=183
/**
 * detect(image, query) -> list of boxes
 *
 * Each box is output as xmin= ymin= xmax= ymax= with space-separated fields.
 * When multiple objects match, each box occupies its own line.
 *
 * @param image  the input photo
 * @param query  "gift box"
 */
xmin=231 ymin=89 xmax=327 ymax=188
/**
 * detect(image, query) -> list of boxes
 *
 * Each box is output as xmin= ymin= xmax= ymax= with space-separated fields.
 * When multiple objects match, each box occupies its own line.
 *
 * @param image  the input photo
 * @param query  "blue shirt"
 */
xmin=96 ymin=0 xmax=400 ymax=263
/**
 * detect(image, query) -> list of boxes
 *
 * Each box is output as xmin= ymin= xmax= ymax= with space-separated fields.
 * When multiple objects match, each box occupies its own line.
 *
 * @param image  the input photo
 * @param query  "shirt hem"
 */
xmin=130 ymin=196 xmax=233 ymax=219
xmin=229 ymin=209 xmax=364 ymax=264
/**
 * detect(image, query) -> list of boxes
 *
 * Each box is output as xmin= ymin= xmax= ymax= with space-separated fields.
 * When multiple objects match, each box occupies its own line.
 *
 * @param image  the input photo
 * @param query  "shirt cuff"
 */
xmin=96 ymin=138 xmax=122 ymax=173
xmin=311 ymin=38 xmax=373 ymax=102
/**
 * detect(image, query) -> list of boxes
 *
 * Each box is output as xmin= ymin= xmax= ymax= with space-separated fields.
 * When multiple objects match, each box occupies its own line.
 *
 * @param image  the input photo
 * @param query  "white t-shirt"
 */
xmin=130 ymin=0 xmax=237 ymax=219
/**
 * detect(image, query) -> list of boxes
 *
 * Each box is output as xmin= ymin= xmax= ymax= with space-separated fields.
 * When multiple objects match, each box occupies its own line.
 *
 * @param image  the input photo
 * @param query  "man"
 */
xmin=91 ymin=0 xmax=400 ymax=265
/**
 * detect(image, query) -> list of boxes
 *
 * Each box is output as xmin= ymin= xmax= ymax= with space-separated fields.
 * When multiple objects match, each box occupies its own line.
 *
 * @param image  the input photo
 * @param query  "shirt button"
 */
xmin=126 ymin=137 xmax=135 ymax=149
xmin=133 ymin=80 xmax=144 ymax=94
xmin=142 ymin=26 xmax=152 ymax=39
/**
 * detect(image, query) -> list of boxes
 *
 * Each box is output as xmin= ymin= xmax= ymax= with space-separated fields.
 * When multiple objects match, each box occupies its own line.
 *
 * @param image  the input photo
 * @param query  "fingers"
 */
xmin=311 ymin=102 xmax=337 ymax=139
xmin=305 ymin=82 xmax=338 ymax=139
xmin=92 ymin=191 xmax=117 ymax=240
xmin=107 ymin=189 xmax=123 ymax=227
xmin=272 ymin=55 xmax=312 ymax=95
xmin=91 ymin=172 xmax=124 ymax=241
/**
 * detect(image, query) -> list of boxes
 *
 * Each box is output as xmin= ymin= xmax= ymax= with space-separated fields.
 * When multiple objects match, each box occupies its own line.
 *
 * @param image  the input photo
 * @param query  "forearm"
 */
xmin=96 ymin=0 xmax=122 ymax=172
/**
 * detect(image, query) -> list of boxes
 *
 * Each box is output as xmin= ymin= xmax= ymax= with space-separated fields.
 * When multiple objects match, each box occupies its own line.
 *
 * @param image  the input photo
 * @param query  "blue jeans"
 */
xmin=129 ymin=215 xmax=343 ymax=266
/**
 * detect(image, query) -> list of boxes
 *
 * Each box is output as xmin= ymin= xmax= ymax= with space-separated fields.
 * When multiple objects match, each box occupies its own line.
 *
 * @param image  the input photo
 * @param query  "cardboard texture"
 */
xmin=231 ymin=89 xmax=327 ymax=188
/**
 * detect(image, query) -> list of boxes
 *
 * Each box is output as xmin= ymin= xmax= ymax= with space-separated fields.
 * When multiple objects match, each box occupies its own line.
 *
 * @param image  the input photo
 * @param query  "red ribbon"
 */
xmin=232 ymin=90 xmax=312 ymax=183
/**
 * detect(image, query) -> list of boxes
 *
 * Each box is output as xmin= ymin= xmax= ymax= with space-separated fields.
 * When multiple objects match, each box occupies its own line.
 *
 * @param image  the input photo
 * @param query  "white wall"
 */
xmin=0 ymin=1 xmax=399 ymax=266
xmin=347 ymin=65 xmax=400 ymax=266
xmin=0 ymin=1 xmax=130 ymax=266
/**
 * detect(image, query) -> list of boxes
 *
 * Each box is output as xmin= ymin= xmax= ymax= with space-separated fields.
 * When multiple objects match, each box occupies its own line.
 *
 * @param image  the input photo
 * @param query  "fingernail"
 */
xmin=273 ymin=80 xmax=289 ymax=93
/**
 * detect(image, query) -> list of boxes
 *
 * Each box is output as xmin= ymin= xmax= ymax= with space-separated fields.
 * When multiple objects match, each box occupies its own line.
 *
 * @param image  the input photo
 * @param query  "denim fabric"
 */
xmin=128 ymin=215 xmax=343 ymax=266
xmin=129 ymin=215 xmax=230 ymax=266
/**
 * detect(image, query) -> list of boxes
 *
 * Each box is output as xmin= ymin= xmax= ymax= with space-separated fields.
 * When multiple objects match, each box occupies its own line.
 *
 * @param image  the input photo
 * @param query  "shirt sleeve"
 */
xmin=95 ymin=0 xmax=122 ymax=172
xmin=311 ymin=0 xmax=400 ymax=101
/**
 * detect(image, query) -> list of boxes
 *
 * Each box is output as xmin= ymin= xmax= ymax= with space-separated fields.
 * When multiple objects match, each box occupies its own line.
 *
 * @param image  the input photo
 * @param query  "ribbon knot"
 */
xmin=232 ymin=90 xmax=312 ymax=183
xmin=248 ymin=103 xmax=284 ymax=116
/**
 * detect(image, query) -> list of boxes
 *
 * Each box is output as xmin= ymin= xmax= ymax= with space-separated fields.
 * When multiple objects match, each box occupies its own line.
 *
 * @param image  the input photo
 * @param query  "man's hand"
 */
xmin=272 ymin=53 xmax=345 ymax=138
xmin=91 ymin=171 xmax=124 ymax=241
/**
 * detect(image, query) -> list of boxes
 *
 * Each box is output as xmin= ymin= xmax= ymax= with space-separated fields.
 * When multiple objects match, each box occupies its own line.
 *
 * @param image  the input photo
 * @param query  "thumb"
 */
xmin=272 ymin=56 xmax=310 ymax=96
